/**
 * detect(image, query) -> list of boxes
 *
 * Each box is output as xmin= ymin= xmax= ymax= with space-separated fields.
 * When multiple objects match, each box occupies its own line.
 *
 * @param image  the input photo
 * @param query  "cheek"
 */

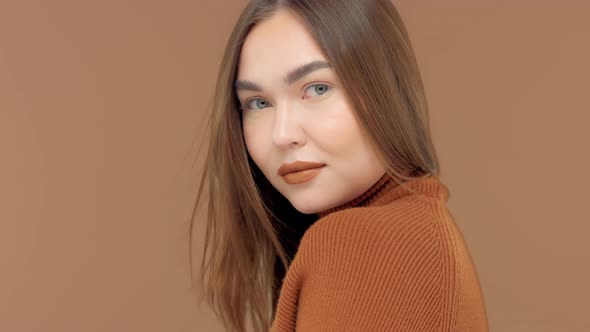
xmin=313 ymin=109 xmax=383 ymax=176
xmin=242 ymin=117 xmax=272 ymax=171
xmin=312 ymin=98 xmax=364 ymax=157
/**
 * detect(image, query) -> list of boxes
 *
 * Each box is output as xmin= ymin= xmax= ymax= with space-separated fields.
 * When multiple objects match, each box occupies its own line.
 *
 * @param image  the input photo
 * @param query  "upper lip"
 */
xmin=278 ymin=161 xmax=326 ymax=176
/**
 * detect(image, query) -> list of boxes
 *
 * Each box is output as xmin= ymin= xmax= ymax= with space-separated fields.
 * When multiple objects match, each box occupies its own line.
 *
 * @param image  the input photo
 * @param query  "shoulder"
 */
xmin=287 ymin=197 xmax=455 ymax=329
xmin=298 ymin=196 xmax=448 ymax=272
xmin=285 ymin=197 xmax=486 ymax=331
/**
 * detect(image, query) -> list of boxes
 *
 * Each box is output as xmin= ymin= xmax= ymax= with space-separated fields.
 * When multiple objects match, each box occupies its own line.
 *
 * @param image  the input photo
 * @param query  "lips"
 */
xmin=278 ymin=161 xmax=326 ymax=185
xmin=278 ymin=161 xmax=326 ymax=176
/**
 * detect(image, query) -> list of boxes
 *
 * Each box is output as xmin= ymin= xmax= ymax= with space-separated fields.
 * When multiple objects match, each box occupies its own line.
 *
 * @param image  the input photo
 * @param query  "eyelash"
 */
xmin=239 ymin=83 xmax=332 ymax=111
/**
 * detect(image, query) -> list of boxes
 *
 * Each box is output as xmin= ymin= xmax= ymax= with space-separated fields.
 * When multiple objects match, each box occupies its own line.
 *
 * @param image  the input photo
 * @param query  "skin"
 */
xmin=236 ymin=9 xmax=386 ymax=215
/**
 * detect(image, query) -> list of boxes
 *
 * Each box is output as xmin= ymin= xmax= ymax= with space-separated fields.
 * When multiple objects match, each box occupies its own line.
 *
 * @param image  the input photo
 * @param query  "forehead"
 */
xmin=237 ymin=10 xmax=326 ymax=81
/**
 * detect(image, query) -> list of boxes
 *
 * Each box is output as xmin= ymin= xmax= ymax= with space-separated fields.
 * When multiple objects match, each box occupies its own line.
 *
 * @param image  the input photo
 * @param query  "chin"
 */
xmin=289 ymin=200 xmax=327 ymax=215
xmin=292 ymin=206 xmax=318 ymax=215
xmin=279 ymin=184 xmax=330 ymax=215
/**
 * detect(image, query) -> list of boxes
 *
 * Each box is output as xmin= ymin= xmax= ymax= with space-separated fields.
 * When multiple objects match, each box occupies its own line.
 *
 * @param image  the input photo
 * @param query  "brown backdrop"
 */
xmin=1 ymin=1 xmax=589 ymax=331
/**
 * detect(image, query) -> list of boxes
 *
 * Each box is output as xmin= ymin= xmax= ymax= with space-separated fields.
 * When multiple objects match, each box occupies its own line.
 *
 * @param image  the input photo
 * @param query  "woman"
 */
xmin=192 ymin=0 xmax=489 ymax=331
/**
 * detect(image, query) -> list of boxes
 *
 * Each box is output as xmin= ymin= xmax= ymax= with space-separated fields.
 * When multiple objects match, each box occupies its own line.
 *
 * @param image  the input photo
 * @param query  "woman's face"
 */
xmin=236 ymin=9 xmax=386 ymax=214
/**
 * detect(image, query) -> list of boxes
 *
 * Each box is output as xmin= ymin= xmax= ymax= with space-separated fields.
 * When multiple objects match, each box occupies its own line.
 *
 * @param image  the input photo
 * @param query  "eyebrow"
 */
xmin=235 ymin=60 xmax=332 ymax=92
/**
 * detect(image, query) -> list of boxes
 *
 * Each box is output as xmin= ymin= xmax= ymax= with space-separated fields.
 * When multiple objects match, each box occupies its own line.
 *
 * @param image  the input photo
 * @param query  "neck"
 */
xmin=317 ymin=172 xmax=448 ymax=219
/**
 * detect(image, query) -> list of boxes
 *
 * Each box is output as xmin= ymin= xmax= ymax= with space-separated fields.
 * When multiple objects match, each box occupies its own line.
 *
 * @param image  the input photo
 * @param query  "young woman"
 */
xmin=192 ymin=0 xmax=489 ymax=331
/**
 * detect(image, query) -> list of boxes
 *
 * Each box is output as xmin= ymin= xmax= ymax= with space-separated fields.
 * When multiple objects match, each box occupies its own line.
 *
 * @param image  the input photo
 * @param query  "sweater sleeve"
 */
xmin=292 ymin=207 xmax=463 ymax=331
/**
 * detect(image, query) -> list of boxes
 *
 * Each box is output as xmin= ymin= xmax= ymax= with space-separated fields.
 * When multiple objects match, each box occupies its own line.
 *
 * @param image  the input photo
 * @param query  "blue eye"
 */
xmin=242 ymin=98 xmax=272 ymax=111
xmin=304 ymin=83 xmax=331 ymax=98
xmin=240 ymin=83 xmax=331 ymax=111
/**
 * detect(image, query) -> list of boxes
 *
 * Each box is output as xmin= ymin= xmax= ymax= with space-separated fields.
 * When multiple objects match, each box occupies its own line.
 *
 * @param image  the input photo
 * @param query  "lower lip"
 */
xmin=281 ymin=166 xmax=324 ymax=185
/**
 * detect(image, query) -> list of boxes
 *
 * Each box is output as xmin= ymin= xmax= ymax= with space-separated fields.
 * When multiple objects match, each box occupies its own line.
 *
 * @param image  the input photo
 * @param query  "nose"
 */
xmin=271 ymin=101 xmax=306 ymax=149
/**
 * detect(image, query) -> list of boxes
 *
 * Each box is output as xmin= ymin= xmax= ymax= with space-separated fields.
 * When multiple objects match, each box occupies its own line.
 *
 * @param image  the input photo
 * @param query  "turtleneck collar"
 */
xmin=316 ymin=172 xmax=450 ymax=219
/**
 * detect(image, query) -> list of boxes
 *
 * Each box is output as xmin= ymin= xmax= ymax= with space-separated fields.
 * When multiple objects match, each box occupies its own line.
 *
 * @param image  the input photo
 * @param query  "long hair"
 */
xmin=191 ymin=0 xmax=440 ymax=331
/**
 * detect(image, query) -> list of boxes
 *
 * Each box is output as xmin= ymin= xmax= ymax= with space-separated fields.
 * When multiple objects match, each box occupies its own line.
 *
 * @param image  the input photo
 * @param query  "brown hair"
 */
xmin=191 ymin=0 xmax=440 ymax=331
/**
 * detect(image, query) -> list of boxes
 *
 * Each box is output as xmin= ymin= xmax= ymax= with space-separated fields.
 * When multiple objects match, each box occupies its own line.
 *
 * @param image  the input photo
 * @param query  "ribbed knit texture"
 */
xmin=269 ymin=173 xmax=489 ymax=331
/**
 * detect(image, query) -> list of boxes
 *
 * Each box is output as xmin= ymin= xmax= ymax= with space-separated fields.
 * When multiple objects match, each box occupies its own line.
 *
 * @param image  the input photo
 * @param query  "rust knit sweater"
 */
xmin=270 ymin=174 xmax=489 ymax=331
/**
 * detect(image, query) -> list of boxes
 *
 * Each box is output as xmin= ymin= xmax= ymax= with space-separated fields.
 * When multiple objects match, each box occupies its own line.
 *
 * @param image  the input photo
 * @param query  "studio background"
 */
xmin=1 ymin=1 xmax=589 ymax=331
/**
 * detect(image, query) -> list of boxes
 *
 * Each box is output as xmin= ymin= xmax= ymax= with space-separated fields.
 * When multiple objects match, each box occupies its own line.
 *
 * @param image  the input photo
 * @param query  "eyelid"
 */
xmin=303 ymin=81 xmax=332 ymax=90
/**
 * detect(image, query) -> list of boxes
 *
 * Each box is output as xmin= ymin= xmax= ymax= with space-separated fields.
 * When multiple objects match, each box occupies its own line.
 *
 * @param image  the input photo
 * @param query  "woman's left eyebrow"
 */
xmin=235 ymin=60 xmax=332 ymax=92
